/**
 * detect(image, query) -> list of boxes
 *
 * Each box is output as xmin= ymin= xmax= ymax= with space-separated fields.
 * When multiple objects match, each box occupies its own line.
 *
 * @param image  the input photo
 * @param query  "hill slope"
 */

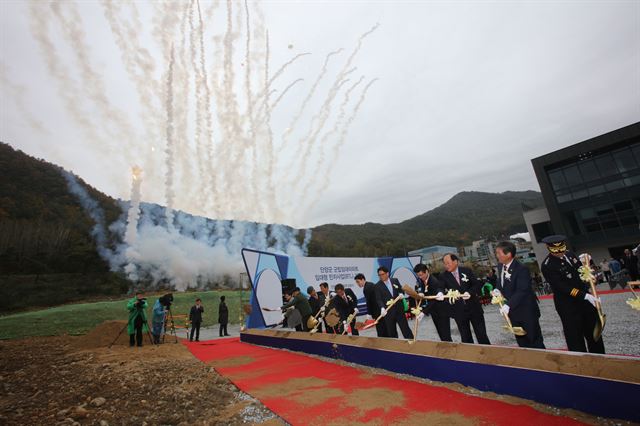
xmin=307 ymin=191 xmax=543 ymax=257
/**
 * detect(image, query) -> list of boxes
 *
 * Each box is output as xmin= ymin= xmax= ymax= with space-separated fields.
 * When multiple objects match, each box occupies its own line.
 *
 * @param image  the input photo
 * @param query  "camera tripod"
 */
xmin=108 ymin=317 xmax=155 ymax=349
xmin=161 ymin=307 xmax=180 ymax=344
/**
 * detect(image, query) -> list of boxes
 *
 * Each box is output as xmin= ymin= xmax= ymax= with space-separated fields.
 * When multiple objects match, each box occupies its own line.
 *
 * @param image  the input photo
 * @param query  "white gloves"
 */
xmin=416 ymin=312 xmax=425 ymax=322
xmin=353 ymin=308 xmax=359 ymax=314
xmin=462 ymin=292 xmax=471 ymax=300
xmin=499 ymin=304 xmax=510 ymax=315
xmin=435 ymin=292 xmax=444 ymax=301
xmin=584 ymin=293 xmax=599 ymax=307
xmin=491 ymin=289 xmax=502 ymax=297
xmin=319 ymin=306 xmax=326 ymax=313
xmin=330 ymin=292 xmax=336 ymax=297
xmin=418 ymin=292 xmax=425 ymax=299
xmin=380 ymin=307 xmax=387 ymax=317
xmin=343 ymin=320 xmax=348 ymax=327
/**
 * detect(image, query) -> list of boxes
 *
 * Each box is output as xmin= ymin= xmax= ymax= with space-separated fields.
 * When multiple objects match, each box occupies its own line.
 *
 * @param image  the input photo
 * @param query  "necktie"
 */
xmin=386 ymin=280 xmax=393 ymax=296
xmin=454 ymin=270 xmax=460 ymax=284
xmin=502 ymin=266 xmax=507 ymax=288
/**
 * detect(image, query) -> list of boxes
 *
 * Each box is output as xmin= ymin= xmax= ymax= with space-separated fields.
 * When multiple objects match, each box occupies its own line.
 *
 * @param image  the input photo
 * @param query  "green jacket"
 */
xmin=127 ymin=297 xmax=149 ymax=334
xmin=282 ymin=293 xmax=312 ymax=318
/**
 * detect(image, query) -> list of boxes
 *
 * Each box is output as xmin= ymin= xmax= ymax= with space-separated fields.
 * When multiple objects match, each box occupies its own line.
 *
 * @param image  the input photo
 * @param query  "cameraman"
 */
xmin=127 ymin=292 xmax=148 ymax=347
xmin=151 ymin=294 xmax=173 ymax=344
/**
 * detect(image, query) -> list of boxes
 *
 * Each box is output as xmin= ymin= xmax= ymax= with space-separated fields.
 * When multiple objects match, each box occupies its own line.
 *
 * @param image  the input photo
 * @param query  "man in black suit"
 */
xmin=440 ymin=253 xmax=490 ymax=344
xmin=374 ymin=266 xmax=414 ymax=339
xmin=307 ymin=286 xmax=323 ymax=333
xmin=355 ymin=273 xmax=387 ymax=337
xmin=493 ymin=241 xmax=545 ymax=349
xmin=317 ymin=282 xmax=334 ymax=333
xmin=332 ymin=283 xmax=359 ymax=335
xmin=622 ymin=248 xmax=639 ymax=281
xmin=413 ymin=264 xmax=452 ymax=342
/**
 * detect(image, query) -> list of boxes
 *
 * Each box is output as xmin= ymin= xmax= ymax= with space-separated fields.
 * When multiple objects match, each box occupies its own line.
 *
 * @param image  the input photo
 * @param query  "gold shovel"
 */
xmin=359 ymin=294 xmax=404 ymax=331
xmin=579 ymin=254 xmax=606 ymax=341
xmin=492 ymin=295 xmax=526 ymax=336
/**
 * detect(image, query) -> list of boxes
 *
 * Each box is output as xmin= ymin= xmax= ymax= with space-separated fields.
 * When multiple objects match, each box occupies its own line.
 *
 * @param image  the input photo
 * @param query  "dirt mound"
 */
xmin=0 ymin=335 xmax=280 ymax=425
xmin=73 ymin=320 xmax=131 ymax=349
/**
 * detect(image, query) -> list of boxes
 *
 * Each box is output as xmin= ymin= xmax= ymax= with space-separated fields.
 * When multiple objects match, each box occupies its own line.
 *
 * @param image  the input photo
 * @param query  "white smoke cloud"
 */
xmin=65 ymin=168 xmax=310 ymax=290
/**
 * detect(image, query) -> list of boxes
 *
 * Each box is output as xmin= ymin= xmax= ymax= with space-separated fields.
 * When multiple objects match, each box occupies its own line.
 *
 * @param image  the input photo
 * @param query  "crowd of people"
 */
xmin=282 ymin=236 xmax=616 ymax=354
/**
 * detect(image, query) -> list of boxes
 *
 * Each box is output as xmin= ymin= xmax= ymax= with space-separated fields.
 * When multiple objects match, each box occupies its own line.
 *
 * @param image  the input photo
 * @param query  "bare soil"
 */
xmin=0 ymin=321 xmax=281 ymax=426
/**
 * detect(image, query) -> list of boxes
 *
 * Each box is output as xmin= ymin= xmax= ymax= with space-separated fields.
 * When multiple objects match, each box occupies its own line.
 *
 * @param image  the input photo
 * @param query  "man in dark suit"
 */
xmin=374 ymin=266 xmax=414 ymax=339
xmin=540 ymin=235 xmax=604 ymax=353
xmin=307 ymin=286 xmax=323 ymax=333
xmin=332 ymin=283 xmax=359 ymax=335
xmin=622 ymin=248 xmax=639 ymax=281
xmin=355 ymin=273 xmax=387 ymax=337
xmin=440 ymin=253 xmax=490 ymax=344
xmin=493 ymin=241 xmax=545 ymax=349
xmin=317 ymin=282 xmax=334 ymax=333
xmin=413 ymin=264 xmax=452 ymax=342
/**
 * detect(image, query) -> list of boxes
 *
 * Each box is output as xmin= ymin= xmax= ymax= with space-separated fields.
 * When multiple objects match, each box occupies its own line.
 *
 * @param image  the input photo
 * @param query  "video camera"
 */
xmin=159 ymin=293 xmax=174 ymax=309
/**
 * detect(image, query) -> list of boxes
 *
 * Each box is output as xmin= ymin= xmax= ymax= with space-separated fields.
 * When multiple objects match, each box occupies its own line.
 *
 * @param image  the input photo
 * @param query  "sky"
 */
xmin=1 ymin=0 xmax=639 ymax=229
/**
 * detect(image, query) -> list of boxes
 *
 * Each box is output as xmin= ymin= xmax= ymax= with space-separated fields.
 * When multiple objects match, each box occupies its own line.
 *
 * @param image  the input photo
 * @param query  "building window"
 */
xmin=564 ymin=212 xmax=581 ymax=236
xmin=531 ymin=221 xmax=554 ymax=242
xmin=594 ymin=154 xmax=618 ymax=177
xmin=578 ymin=160 xmax=600 ymax=182
xmin=613 ymin=148 xmax=638 ymax=173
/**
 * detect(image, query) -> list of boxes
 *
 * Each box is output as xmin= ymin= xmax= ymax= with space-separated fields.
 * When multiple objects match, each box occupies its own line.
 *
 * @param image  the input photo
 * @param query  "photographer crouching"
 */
xmin=127 ymin=292 xmax=148 ymax=347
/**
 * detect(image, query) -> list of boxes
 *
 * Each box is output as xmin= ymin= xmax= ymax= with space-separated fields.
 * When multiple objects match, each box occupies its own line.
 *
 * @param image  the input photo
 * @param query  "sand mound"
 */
xmin=74 ymin=320 xmax=131 ymax=349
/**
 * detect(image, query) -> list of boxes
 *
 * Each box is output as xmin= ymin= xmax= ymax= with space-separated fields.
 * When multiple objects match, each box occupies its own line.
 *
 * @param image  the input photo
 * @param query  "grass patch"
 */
xmin=0 ymin=290 xmax=251 ymax=340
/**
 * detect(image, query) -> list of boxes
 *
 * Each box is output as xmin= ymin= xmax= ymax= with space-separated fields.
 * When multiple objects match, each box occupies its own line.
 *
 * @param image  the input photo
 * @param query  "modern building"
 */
xmin=528 ymin=122 xmax=640 ymax=266
xmin=408 ymin=245 xmax=457 ymax=265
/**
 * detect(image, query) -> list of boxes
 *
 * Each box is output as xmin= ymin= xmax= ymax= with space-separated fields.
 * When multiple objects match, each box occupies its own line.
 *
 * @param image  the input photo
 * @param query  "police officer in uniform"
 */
xmin=540 ymin=235 xmax=605 ymax=354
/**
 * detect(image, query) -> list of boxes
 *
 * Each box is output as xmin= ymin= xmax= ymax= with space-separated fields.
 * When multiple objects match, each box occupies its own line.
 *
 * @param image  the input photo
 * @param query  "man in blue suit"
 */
xmin=374 ymin=266 xmax=413 ymax=339
xmin=493 ymin=241 xmax=545 ymax=349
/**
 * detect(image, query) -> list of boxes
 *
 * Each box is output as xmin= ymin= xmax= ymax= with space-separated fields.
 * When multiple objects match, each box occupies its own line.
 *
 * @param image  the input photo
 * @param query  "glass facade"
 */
xmin=545 ymin=141 xmax=640 ymax=237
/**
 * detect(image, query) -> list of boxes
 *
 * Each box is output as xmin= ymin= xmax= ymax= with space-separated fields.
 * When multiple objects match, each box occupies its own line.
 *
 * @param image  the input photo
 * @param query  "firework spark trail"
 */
xmin=250 ymin=52 xmax=311 ymax=113
xmin=296 ymin=75 xmax=364 ymax=206
xmin=305 ymin=78 xmax=378 ymax=217
xmin=101 ymin=1 xmax=159 ymax=132
xmin=285 ymin=70 xmax=355 ymax=203
xmin=0 ymin=66 xmax=50 ymax=137
xmin=276 ymin=48 xmax=343 ymax=156
xmin=100 ymin=1 xmax=162 ymax=193
xmin=270 ymin=78 xmax=304 ymax=112
xmin=28 ymin=4 xmax=113 ymax=168
xmin=219 ymin=0 xmax=249 ymax=220
xmin=51 ymin=1 xmax=138 ymax=161
xmin=196 ymin=0 xmax=218 ymax=216
xmin=286 ymin=24 xmax=378 ymax=208
xmin=124 ymin=166 xmax=143 ymax=247
xmin=164 ymin=47 xmax=176 ymax=229
xmin=243 ymin=0 xmax=265 ymax=219
xmin=175 ymin=1 xmax=195 ymax=211
xmin=260 ymin=29 xmax=283 ymax=224
xmin=188 ymin=0 xmax=209 ymax=213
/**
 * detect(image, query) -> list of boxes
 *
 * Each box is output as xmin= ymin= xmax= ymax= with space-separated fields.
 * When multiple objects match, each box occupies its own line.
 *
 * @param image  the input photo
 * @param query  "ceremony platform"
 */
xmin=184 ymin=335 xmax=635 ymax=425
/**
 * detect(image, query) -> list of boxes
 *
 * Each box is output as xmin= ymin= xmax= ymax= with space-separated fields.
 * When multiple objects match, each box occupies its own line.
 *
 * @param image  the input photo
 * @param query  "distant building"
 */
xmin=408 ymin=245 xmax=457 ymax=265
xmin=528 ymin=122 xmax=640 ymax=267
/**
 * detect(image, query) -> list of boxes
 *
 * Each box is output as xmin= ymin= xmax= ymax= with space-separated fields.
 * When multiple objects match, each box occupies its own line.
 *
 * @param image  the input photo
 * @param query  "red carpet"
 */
xmin=185 ymin=338 xmax=587 ymax=425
